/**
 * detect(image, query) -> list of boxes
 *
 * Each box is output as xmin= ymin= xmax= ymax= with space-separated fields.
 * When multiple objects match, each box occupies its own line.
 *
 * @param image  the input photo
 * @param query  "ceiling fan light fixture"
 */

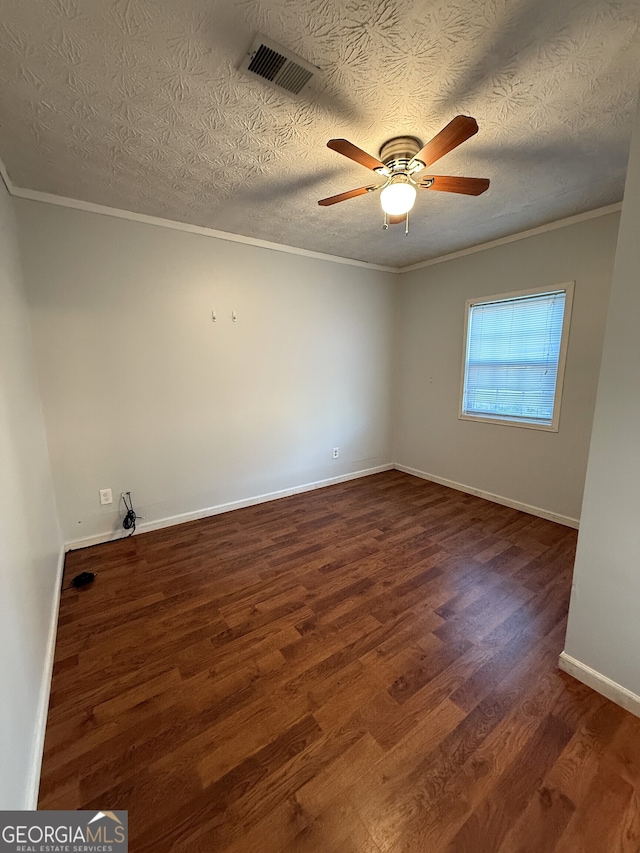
xmin=380 ymin=176 xmax=417 ymax=216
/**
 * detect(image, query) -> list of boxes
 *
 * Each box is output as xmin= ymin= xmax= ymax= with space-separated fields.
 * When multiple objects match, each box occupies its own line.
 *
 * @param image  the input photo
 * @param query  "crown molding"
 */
xmin=9 ymin=184 xmax=399 ymax=274
xmin=4 ymin=167 xmax=622 ymax=275
xmin=0 ymin=154 xmax=14 ymax=194
xmin=398 ymin=202 xmax=623 ymax=272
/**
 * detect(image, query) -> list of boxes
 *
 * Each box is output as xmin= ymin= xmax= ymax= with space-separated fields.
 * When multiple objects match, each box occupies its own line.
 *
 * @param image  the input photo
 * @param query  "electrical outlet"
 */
xmin=333 ymin=447 xmax=339 ymax=459
xmin=99 ymin=488 xmax=113 ymax=506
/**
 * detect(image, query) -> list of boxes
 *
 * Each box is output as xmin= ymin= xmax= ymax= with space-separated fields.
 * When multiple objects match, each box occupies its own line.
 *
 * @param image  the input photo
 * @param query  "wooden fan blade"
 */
xmin=327 ymin=139 xmax=387 ymax=173
xmin=419 ymin=176 xmax=490 ymax=195
xmin=318 ymin=185 xmax=379 ymax=206
xmin=411 ymin=116 xmax=479 ymax=169
xmin=388 ymin=214 xmax=406 ymax=225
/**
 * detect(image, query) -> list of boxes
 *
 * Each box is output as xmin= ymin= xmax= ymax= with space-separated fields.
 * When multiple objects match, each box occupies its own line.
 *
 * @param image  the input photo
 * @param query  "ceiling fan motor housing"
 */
xmin=379 ymin=136 xmax=423 ymax=173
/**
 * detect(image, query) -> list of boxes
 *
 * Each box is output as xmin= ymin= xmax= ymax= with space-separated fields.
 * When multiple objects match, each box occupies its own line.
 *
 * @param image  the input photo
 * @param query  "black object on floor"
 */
xmin=70 ymin=571 xmax=95 ymax=588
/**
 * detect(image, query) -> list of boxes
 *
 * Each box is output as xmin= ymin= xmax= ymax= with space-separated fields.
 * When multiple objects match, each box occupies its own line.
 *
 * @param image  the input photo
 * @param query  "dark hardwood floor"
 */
xmin=40 ymin=471 xmax=640 ymax=851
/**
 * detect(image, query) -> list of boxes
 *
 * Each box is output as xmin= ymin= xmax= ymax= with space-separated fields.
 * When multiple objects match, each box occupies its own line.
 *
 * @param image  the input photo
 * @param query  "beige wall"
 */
xmin=392 ymin=212 xmax=620 ymax=524
xmin=15 ymin=200 xmax=396 ymax=545
xmin=563 ymin=93 xmax=640 ymax=701
xmin=14 ymin=199 xmax=621 ymax=548
xmin=0 ymin=180 xmax=62 ymax=808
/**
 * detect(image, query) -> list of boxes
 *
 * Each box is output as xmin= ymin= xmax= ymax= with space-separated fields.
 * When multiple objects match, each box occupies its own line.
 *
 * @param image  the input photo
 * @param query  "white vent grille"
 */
xmin=240 ymin=35 xmax=318 ymax=95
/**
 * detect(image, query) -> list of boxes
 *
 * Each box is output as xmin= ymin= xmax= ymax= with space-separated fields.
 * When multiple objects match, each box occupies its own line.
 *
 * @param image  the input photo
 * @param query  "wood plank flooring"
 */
xmin=40 ymin=471 xmax=640 ymax=851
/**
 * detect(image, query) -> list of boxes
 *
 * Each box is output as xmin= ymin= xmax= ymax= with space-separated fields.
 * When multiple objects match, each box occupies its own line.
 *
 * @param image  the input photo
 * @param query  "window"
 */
xmin=459 ymin=283 xmax=574 ymax=431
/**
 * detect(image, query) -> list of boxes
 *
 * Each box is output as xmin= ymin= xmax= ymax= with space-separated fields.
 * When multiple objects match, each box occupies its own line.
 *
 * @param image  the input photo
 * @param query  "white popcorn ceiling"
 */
xmin=0 ymin=0 xmax=639 ymax=267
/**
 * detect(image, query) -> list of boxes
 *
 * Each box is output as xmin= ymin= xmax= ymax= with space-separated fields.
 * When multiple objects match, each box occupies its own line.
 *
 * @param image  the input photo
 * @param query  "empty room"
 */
xmin=1 ymin=0 xmax=639 ymax=850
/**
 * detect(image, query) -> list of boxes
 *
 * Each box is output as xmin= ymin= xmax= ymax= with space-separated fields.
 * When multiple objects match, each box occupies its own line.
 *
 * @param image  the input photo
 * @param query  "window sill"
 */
xmin=458 ymin=412 xmax=559 ymax=432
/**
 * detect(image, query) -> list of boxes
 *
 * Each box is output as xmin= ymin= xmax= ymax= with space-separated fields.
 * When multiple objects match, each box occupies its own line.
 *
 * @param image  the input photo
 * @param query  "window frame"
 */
xmin=458 ymin=281 xmax=575 ymax=432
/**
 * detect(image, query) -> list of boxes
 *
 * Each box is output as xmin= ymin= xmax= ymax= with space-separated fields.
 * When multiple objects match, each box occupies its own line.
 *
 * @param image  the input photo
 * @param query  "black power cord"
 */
xmin=122 ymin=491 xmax=138 ymax=536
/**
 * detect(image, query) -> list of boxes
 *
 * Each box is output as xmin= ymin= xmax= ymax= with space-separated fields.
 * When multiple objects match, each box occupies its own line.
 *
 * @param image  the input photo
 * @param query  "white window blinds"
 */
xmin=462 ymin=290 xmax=567 ymax=426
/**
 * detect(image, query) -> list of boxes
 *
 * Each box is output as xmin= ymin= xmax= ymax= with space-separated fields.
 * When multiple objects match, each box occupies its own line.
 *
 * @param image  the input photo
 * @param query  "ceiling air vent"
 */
xmin=240 ymin=35 xmax=318 ymax=95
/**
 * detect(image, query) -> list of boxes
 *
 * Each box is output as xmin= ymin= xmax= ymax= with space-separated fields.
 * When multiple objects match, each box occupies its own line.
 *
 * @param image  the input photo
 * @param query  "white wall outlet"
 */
xmin=333 ymin=447 xmax=339 ymax=459
xmin=99 ymin=488 xmax=113 ymax=506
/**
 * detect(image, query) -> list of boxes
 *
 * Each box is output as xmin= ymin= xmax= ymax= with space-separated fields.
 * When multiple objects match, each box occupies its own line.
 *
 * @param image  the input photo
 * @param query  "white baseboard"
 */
xmin=65 ymin=464 xmax=394 ymax=551
xmin=393 ymin=463 xmax=580 ymax=529
xmin=559 ymin=652 xmax=640 ymax=719
xmin=26 ymin=546 xmax=65 ymax=809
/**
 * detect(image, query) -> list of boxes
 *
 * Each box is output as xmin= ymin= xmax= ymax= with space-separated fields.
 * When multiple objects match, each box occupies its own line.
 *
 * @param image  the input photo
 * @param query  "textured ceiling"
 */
xmin=0 ymin=0 xmax=639 ymax=267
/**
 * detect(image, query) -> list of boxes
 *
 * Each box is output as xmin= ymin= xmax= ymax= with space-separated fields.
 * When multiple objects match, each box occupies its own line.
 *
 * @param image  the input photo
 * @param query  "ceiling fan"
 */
xmin=318 ymin=115 xmax=490 ymax=233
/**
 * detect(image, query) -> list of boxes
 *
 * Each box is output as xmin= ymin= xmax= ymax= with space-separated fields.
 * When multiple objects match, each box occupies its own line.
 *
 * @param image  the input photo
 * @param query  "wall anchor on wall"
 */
xmin=232 ymin=311 xmax=237 ymax=322
xmin=211 ymin=310 xmax=216 ymax=322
